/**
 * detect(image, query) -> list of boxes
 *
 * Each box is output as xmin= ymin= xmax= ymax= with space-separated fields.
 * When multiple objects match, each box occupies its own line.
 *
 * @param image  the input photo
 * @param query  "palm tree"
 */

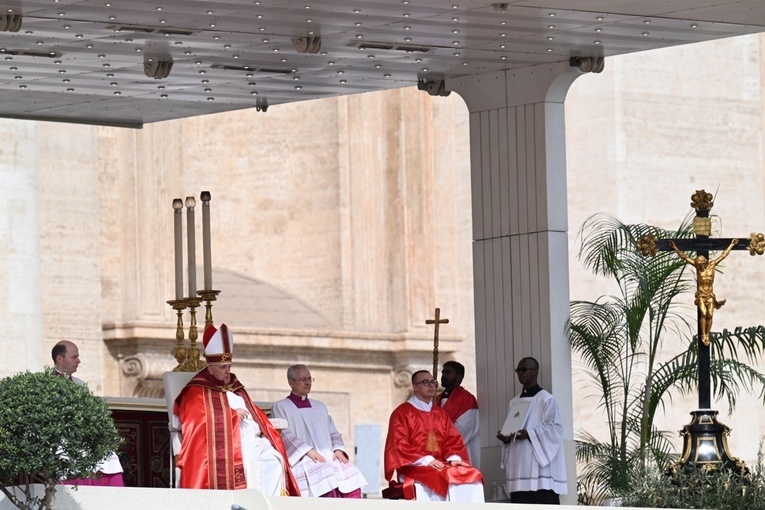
xmin=569 ymin=213 xmax=765 ymax=504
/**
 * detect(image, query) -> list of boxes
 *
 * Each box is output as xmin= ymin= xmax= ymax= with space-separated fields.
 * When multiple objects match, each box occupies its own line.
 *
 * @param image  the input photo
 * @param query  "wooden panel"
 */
xmin=515 ymin=107 xmax=529 ymax=234
xmin=112 ymin=409 xmax=171 ymax=488
xmin=490 ymin=237 xmax=506 ymax=434
xmin=482 ymin=239 xmax=499 ymax=440
xmin=500 ymin=235 xmax=515 ymax=428
xmin=518 ymin=234 xmax=532 ymax=353
xmin=498 ymin=105 xmax=511 ymax=238
xmin=469 ymin=112 xmax=483 ymax=240
xmin=489 ymin=109 xmax=502 ymax=239
xmin=534 ymin=102 xmax=550 ymax=230
xmin=472 ymin=241 xmax=490 ymax=445
xmin=528 ymin=232 xmax=543 ymax=361
xmin=525 ymin=103 xmax=539 ymax=233
xmin=509 ymin=234 xmax=524 ymax=394
xmin=500 ymin=235 xmax=515 ymax=391
xmin=506 ymin=107 xmax=520 ymax=237
xmin=480 ymin=111 xmax=493 ymax=237
xmin=535 ymin=233 xmax=553 ymax=385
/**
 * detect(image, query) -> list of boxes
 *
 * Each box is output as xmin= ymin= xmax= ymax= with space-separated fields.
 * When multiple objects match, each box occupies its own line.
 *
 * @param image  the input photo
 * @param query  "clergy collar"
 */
xmin=54 ymin=369 xmax=72 ymax=381
xmin=441 ymin=386 xmax=457 ymax=399
xmin=288 ymin=392 xmax=312 ymax=408
xmin=521 ymin=384 xmax=543 ymax=397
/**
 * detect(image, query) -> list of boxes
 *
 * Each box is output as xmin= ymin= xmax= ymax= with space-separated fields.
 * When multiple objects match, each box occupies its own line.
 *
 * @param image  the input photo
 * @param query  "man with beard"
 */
xmin=436 ymin=361 xmax=480 ymax=468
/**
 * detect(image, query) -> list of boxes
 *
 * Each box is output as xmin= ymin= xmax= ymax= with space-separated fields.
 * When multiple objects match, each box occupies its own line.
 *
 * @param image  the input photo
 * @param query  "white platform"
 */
xmin=0 ymin=484 xmax=597 ymax=509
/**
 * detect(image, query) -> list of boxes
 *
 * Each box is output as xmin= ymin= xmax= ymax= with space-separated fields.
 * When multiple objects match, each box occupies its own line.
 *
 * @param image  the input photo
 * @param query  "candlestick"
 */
xmin=198 ymin=289 xmax=221 ymax=329
xmin=183 ymin=297 xmax=206 ymax=372
xmin=167 ymin=299 xmax=188 ymax=372
xmin=201 ymin=191 xmax=212 ymax=291
xmin=172 ymin=198 xmax=184 ymax=301
xmin=186 ymin=196 xmax=197 ymax=297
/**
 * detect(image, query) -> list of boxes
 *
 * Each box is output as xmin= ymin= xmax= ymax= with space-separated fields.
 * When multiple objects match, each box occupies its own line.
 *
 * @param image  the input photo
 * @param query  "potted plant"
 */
xmin=0 ymin=369 xmax=122 ymax=510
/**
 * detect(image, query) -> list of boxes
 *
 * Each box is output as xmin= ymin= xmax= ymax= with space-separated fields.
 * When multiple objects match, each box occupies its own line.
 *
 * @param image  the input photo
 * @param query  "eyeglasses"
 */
xmin=414 ymin=379 xmax=438 ymax=387
xmin=291 ymin=377 xmax=315 ymax=383
xmin=514 ymin=367 xmax=537 ymax=374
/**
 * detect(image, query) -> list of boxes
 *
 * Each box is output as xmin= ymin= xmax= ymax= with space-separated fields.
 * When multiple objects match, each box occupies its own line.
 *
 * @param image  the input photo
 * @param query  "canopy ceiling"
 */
xmin=0 ymin=0 xmax=763 ymax=127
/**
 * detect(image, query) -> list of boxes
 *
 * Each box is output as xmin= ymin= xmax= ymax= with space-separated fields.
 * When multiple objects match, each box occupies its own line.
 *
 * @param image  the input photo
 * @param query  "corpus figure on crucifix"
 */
xmin=668 ymin=237 xmax=738 ymax=346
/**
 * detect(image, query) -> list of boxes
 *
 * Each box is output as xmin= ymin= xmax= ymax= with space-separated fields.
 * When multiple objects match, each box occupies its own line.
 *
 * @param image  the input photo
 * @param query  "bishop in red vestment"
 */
xmin=174 ymin=324 xmax=300 ymax=495
xmin=384 ymin=370 xmax=484 ymax=502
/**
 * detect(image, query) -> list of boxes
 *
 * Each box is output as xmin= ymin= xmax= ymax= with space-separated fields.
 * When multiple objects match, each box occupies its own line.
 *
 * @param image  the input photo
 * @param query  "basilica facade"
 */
xmin=2 ymin=32 xmax=765 ymax=487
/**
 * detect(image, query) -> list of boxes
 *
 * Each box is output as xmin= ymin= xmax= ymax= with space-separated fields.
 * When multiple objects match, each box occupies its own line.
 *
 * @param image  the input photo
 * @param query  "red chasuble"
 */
xmin=174 ymin=369 xmax=300 ymax=495
xmin=384 ymin=401 xmax=483 ymax=497
xmin=435 ymin=386 xmax=479 ymax=424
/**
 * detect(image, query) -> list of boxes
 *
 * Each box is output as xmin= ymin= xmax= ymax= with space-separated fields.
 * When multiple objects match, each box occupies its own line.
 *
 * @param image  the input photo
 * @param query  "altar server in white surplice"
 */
xmin=497 ymin=357 xmax=567 ymax=505
xmin=271 ymin=364 xmax=367 ymax=498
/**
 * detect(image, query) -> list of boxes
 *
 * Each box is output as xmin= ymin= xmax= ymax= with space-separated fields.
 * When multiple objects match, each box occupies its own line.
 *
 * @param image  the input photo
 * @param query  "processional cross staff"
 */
xmin=637 ymin=189 xmax=765 ymax=409
xmin=426 ymin=308 xmax=449 ymax=385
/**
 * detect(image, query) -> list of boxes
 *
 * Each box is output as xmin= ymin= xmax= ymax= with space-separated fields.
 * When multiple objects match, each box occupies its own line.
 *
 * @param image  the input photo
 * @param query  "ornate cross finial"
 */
xmin=426 ymin=308 xmax=449 ymax=386
xmin=691 ymin=189 xmax=714 ymax=211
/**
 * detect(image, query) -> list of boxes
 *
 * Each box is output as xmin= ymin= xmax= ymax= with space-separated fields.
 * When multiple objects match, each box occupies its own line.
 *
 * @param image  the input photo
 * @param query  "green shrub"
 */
xmin=0 ymin=369 xmax=122 ymax=510
xmin=622 ymin=447 xmax=765 ymax=510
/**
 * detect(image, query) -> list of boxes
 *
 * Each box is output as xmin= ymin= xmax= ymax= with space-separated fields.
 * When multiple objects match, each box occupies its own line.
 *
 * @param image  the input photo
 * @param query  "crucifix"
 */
xmin=637 ymin=189 xmax=764 ymax=472
xmin=637 ymin=190 xmax=765 ymax=409
xmin=426 ymin=308 xmax=449 ymax=384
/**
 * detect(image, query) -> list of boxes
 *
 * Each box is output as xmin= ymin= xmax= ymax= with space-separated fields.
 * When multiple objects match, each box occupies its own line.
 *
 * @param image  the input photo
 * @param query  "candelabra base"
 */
xmin=666 ymin=409 xmax=748 ymax=478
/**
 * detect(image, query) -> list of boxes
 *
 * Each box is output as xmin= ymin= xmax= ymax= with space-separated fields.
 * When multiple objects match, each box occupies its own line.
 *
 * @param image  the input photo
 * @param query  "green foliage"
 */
xmin=623 ymin=449 xmax=765 ymax=510
xmin=0 ymin=369 xmax=122 ymax=510
xmin=570 ymin=213 xmax=765 ymax=504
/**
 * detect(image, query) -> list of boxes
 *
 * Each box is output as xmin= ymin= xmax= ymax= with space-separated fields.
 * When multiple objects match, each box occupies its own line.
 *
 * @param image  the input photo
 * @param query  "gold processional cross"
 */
xmin=637 ymin=189 xmax=765 ymax=409
xmin=426 ymin=308 xmax=449 ymax=388
xmin=637 ymin=190 xmax=765 ymax=474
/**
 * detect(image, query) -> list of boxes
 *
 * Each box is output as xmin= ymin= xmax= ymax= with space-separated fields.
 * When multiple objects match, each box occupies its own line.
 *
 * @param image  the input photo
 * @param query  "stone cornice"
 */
xmin=103 ymin=321 xmax=466 ymax=398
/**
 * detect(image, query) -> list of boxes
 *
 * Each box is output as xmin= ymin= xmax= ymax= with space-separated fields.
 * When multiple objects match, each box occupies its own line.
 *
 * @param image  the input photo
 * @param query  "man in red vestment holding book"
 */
xmin=436 ymin=360 xmax=480 ymax=468
xmin=174 ymin=323 xmax=300 ymax=495
xmin=384 ymin=369 xmax=484 ymax=502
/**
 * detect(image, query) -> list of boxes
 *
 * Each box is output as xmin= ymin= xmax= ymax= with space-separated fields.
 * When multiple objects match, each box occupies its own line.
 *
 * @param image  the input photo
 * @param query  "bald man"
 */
xmin=51 ymin=340 xmax=83 ymax=384
xmin=52 ymin=340 xmax=124 ymax=486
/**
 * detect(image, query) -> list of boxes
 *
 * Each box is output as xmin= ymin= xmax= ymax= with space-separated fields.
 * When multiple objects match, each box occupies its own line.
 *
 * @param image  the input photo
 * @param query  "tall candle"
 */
xmin=172 ymin=199 xmax=184 ymax=300
xmin=186 ymin=196 xmax=197 ymax=297
xmin=201 ymin=191 xmax=212 ymax=290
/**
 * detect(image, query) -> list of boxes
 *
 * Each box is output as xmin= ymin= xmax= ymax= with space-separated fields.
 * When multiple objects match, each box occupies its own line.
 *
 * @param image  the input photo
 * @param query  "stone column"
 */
xmin=449 ymin=61 xmax=583 ymax=501
xmin=0 ymin=120 xmax=43 ymax=376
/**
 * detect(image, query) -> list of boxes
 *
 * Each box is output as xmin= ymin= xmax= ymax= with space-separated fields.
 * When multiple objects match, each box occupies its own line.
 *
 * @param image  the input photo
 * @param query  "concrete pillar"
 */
xmin=449 ymin=62 xmax=582 ymax=502
xmin=0 ymin=120 xmax=43 ymax=376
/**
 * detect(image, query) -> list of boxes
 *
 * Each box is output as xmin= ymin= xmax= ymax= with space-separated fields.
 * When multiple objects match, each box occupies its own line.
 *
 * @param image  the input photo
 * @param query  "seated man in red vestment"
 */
xmin=173 ymin=323 xmax=300 ymax=495
xmin=384 ymin=370 xmax=484 ymax=502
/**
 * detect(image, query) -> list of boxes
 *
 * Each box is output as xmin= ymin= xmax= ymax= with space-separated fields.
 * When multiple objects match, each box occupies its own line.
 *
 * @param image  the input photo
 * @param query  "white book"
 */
xmin=500 ymin=399 xmax=531 ymax=436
